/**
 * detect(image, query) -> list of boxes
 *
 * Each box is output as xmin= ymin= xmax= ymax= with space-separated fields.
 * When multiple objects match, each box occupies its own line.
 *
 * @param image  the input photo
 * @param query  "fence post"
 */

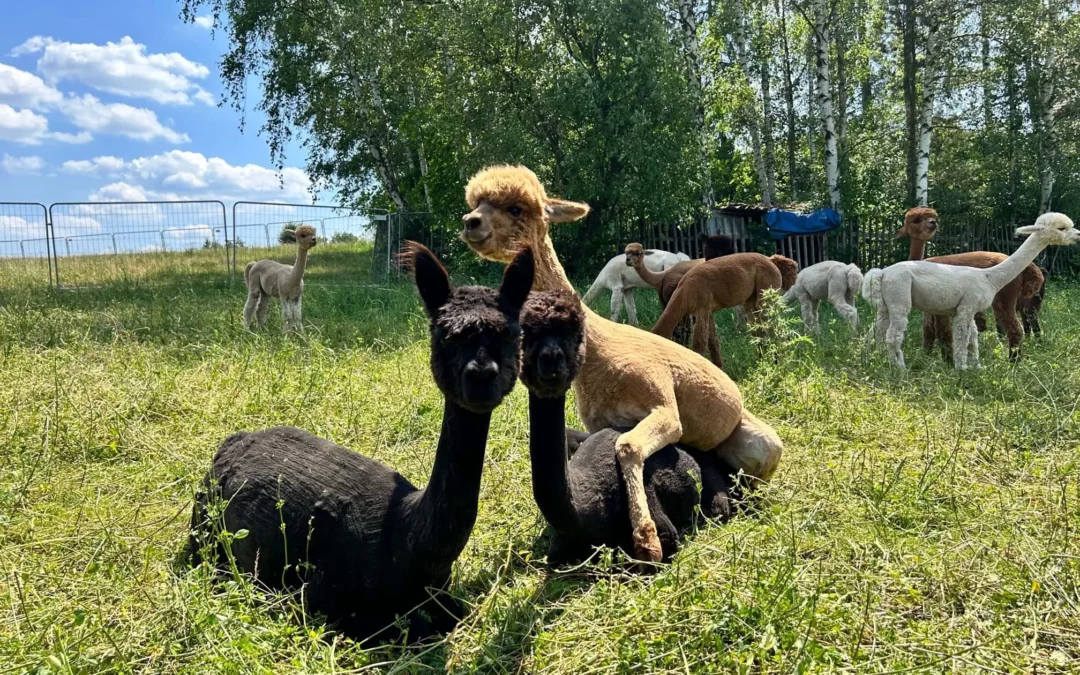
xmin=111 ymin=234 xmax=118 ymax=255
xmin=65 ymin=238 xmax=71 ymax=257
xmin=160 ymin=232 xmax=167 ymax=251
xmin=19 ymin=241 xmax=26 ymax=258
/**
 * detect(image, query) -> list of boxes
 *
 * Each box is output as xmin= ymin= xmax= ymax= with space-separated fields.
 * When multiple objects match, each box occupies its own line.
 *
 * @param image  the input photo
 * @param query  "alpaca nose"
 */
xmin=464 ymin=215 xmax=483 ymax=230
xmin=465 ymin=358 xmax=499 ymax=381
xmin=538 ymin=345 xmax=566 ymax=378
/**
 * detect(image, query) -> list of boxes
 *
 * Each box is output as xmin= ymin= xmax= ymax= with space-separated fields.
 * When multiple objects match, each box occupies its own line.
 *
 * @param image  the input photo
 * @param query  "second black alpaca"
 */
xmin=520 ymin=289 xmax=735 ymax=565
xmin=190 ymin=243 xmax=534 ymax=642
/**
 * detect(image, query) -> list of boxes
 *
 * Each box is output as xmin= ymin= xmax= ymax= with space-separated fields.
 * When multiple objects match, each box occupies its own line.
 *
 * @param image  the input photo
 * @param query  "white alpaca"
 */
xmin=243 ymin=225 xmax=317 ymax=333
xmin=783 ymin=260 xmax=863 ymax=334
xmin=862 ymin=212 xmax=1077 ymax=369
xmin=581 ymin=248 xmax=689 ymax=325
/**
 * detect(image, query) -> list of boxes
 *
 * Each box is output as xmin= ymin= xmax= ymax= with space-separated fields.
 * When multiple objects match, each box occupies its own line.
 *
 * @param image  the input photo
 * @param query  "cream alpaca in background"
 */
xmin=243 ymin=225 xmax=317 ymax=333
xmin=581 ymin=249 xmax=689 ymax=325
xmin=862 ymin=212 xmax=1078 ymax=369
xmin=783 ymin=260 xmax=862 ymax=334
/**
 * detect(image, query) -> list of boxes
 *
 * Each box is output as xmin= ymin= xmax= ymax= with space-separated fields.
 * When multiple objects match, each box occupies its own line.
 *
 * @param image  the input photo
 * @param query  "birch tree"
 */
xmin=810 ymin=0 xmax=841 ymax=210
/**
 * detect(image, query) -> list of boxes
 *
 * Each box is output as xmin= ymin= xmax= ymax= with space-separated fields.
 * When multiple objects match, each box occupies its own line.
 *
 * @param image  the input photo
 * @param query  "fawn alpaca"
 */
xmin=243 ymin=225 xmax=317 ymax=333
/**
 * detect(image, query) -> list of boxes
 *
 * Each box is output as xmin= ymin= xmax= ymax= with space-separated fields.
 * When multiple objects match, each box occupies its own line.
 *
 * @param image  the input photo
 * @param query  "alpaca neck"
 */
xmin=528 ymin=392 xmax=581 ymax=532
xmin=983 ymin=234 xmax=1049 ymax=293
xmin=531 ymin=233 xmax=574 ymax=292
xmin=908 ymin=237 xmax=927 ymax=261
xmin=409 ymin=399 xmax=491 ymax=561
xmin=632 ymin=258 xmax=667 ymax=289
xmin=288 ymin=247 xmax=309 ymax=288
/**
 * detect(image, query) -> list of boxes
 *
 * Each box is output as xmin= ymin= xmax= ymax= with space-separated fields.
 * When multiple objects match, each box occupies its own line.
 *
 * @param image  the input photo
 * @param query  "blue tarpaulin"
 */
xmin=763 ymin=208 xmax=842 ymax=239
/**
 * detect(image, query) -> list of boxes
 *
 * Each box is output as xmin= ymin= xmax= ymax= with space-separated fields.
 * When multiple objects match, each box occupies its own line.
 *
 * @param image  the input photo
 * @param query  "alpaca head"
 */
xmin=519 ymin=289 xmax=586 ymax=399
xmin=461 ymin=165 xmax=590 ymax=263
xmin=1016 ymin=212 xmax=1080 ymax=247
xmin=623 ymin=243 xmax=649 ymax=269
xmin=896 ymin=207 xmax=939 ymax=241
xmin=403 ymin=241 xmax=534 ymax=413
xmin=294 ymin=225 xmax=318 ymax=250
xmin=701 ymin=234 xmax=735 ymax=260
xmin=769 ymin=255 xmax=799 ymax=291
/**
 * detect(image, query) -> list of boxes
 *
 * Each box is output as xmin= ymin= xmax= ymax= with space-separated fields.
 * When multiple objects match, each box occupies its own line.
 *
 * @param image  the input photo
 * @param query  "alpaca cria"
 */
xmin=243 ymin=225 xmax=317 ymax=333
xmin=460 ymin=164 xmax=782 ymax=563
xmin=1016 ymin=266 xmax=1048 ymax=336
xmin=649 ymin=252 xmax=798 ymax=368
xmin=520 ymin=290 xmax=734 ymax=566
xmin=191 ymin=243 xmax=534 ymax=642
xmin=863 ymin=212 xmax=1077 ymax=369
xmin=898 ymin=207 xmax=1045 ymax=361
xmin=581 ymin=248 xmax=689 ymax=325
xmin=783 ymin=260 xmax=863 ymax=334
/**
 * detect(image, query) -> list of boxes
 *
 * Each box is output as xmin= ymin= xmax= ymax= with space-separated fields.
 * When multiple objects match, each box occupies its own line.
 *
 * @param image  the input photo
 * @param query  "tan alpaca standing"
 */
xmin=460 ymin=165 xmax=783 ymax=563
xmin=897 ymin=207 xmax=1043 ymax=361
xmin=648 ymin=253 xmax=798 ymax=368
xmin=243 ymin=225 xmax=317 ymax=333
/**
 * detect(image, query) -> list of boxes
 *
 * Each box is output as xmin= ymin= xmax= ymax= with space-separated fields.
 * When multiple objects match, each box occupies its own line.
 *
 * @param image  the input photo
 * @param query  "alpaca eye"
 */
xmin=508 ymin=206 xmax=523 ymax=218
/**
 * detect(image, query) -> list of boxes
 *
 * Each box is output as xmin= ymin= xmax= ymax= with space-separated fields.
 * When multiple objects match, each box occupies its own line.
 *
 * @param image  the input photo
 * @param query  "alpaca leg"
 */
xmin=615 ymin=406 xmax=683 ymax=563
xmin=992 ymin=300 xmax=1023 ymax=362
xmin=798 ymin=294 xmax=818 ymax=334
xmin=1021 ymin=305 xmax=1041 ymax=336
xmin=873 ymin=304 xmax=889 ymax=348
xmin=717 ymin=408 xmax=783 ymax=485
xmin=255 ymin=293 xmax=271 ymax=326
xmin=281 ymin=299 xmax=295 ymax=333
xmin=921 ymin=314 xmax=936 ymax=352
xmin=706 ymin=319 xmax=724 ymax=369
xmin=623 ymin=289 xmax=640 ymax=327
xmin=885 ymin=304 xmax=910 ymax=368
xmin=673 ymin=316 xmax=692 ymax=346
xmin=293 ymin=296 xmax=304 ymax=333
xmin=609 ymin=284 xmax=625 ymax=323
xmin=935 ymin=316 xmax=954 ymax=364
xmin=242 ymin=290 xmax=261 ymax=329
xmin=810 ymin=300 xmax=821 ymax=334
xmin=828 ymin=274 xmax=858 ymax=331
xmin=951 ymin=316 xmax=971 ymax=369
xmin=967 ymin=317 xmax=980 ymax=368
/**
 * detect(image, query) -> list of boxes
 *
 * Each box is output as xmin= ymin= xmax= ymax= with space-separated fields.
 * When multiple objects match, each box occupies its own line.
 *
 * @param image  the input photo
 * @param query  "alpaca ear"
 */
xmin=499 ymin=246 xmax=535 ymax=316
xmin=894 ymin=224 xmax=909 ymax=239
xmin=1015 ymin=225 xmax=1040 ymax=237
xmin=544 ymin=198 xmax=590 ymax=223
xmin=402 ymin=241 xmax=451 ymax=318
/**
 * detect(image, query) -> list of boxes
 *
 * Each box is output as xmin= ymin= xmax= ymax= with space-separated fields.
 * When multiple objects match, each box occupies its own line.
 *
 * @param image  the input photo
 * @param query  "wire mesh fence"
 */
xmin=0 ymin=203 xmax=52 ymax=288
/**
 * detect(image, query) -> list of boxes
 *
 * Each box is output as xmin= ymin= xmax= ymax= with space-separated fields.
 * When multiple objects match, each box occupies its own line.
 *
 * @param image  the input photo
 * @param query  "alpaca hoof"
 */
xmin=632 ymin=522 xmax=663 ymax=563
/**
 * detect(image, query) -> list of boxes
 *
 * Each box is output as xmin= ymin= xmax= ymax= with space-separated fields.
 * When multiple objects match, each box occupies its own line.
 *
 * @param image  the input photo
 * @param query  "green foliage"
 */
xmin=329 ymin=231 xmax=359 ymax=244
xmin=277 ymin=223 xmax=300 ymax=245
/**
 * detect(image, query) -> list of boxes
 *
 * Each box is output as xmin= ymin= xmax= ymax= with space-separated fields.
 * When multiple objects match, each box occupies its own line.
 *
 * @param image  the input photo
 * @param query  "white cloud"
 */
xmin=0 ymin=215 xmax=48 ymax=239
xmin=58 ymin=95 xmax=188 ymax=143
xmin=1 ymin=154 xmax=44 ymax=174
xmin=62 ymin=156 xmax=126 ymax=174
xmin=12 ymin=35 xmax=213 ymax=106
xmin=0 ymin=104 xmax=48 ymax=143
xmin=193 ymin=16 xmax=214 ymax=29
xmin=89 ymin=181 xmax=151 ymax=202
xmin=0 ymin=63 xmax=62 ymax=109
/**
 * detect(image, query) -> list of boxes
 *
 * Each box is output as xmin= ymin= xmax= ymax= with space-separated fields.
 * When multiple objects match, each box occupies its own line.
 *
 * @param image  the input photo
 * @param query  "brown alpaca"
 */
xmin=649 ymin=253 xmax=797 ymax=368
xmin=898 ymin=207 xmax=1044 ymax=361
xmin=460 ymin=165 xmax=782 ymax=564
xmin=625 ymin=235 xmax=736 ymax=343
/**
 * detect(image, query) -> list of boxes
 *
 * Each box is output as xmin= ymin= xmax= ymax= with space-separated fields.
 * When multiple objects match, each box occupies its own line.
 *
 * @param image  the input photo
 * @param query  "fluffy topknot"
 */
xmin=294 ymin=225 xmax=317 ymax=237
xmin=521 ymin=289 xmax=586 ymax=338
xmin=465 ymin=165 xmax=547 ymax=212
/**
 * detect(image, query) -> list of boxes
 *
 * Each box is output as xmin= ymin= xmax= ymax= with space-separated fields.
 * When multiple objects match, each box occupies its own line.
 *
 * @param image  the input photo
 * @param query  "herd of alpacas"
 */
xmin=195 ymin=164 xmax=1077 ymax=643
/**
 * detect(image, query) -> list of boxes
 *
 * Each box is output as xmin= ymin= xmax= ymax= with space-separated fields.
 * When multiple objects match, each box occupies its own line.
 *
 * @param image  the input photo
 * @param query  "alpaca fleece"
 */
xmin=581 ymin=248 xmax=689 ymax=325
xmin=460 ymin=164 xmax=781 ymax=564
xmin=783 ymin=260 xmax=862 ymax=333
xmin=192 ymin=243 xmax=534 ymax=642
xmin=242 ymin=224 xmax=317 ymax=333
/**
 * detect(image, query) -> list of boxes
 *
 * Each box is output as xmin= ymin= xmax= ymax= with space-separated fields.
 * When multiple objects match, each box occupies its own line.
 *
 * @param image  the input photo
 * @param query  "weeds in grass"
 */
xmin=0 ymin=248 xmax=1078 ymax=672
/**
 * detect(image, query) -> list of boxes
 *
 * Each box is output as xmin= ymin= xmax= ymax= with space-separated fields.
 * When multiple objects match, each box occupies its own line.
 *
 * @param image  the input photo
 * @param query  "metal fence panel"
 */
xmin=0 ymin=203 xmax=51 ymax=289
xmin=49 ymin=201 xmax=228 ymax=288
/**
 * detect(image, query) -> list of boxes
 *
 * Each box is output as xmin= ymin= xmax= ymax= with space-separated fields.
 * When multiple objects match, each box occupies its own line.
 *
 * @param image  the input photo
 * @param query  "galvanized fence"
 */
xmin=0 ymin=202 xmax=54 ymax=286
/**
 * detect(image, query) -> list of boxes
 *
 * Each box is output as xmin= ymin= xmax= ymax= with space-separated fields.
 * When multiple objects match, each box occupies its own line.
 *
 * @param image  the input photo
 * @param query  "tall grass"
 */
xmin=0 ymin=247 xmax=1078 ymax=673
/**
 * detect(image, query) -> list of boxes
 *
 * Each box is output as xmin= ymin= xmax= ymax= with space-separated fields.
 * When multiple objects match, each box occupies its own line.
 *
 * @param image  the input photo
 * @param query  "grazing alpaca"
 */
xmin=898 ymin=207 xmax=1045 ymax=361
xmin=190 ymin=243 xmax=534 ymax=642
xmin=460 ymin=164 xmax=782 ymax=563
xmin=243 ymin=225 xmax=317 ymax=333
xmin=863 ymin=212 xmax=1077 ymax=369
xmin=782 ymin=260 xmax=863 ymax=334
xmin=519 ymin=289 xmax=734 ymax=565
xmin=624 ymin=235 xmax=737 ymax=342
xmin=650 ymin=253 xmax=799 ymax=368
xmin=581 ymin=248 xmax=689 ymax=325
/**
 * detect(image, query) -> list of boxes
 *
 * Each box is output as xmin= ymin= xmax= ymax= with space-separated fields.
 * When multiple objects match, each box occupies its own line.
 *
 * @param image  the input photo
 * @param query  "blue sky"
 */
xmin=0 ymin=1 xmax=314 ymax=211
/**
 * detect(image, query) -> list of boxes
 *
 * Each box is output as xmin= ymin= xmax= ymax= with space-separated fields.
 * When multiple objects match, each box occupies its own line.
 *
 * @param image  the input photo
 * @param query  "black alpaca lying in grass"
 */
xmin=190 ymin=242 xmax=534 ymax=642
xmin=519 ymin=289 xmax=737 ymax=566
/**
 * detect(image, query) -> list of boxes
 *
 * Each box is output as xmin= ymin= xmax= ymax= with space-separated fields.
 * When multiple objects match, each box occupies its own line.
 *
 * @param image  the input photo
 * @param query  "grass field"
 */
xmin=1 ymin=245 xmax=1079 ymax=673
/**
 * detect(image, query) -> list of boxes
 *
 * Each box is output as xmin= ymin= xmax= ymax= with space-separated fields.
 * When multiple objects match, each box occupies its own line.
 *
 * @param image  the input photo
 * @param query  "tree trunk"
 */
xmin=778 ymin=0 xmax=798 ymax=198
xmin=345 ymin=61 xmax=409 ymax=211
xmin=418 ymin=137 xmax=434 ymax=214
xmin=676 ymin=0 xmax=716 ymax=207
xmin=807 ymin=33 xmax=817 ymax=165
xmin=762 ymin=56 xmax=778 ymax=205
xmin=835 ymin=28 xmax=848 ymax=152
xmin=901 ymin=0 xmax=918 ymax=207
xmin=914 ymin=17 xmax=941 ymax=207
xmin=734 ymin=0 xmax=772 ymax=205
xmin=1038 ymin=18 xmax=1056 ymax=212
xmin=813 ymin=0 xmax=841 ymax=210
xmin=981 ymin=4 xmax=993 ymax=129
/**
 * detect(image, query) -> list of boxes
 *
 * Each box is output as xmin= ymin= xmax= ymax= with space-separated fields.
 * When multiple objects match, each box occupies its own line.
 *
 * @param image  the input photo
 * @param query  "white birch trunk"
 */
xmin=813 ymin=0 xmax=840 ymax=210
xmin=1038 ymin=30 xmax=1056 ymax=212
xmin=914 ymin=19 xmax=940 ymax=207
xmin=762 ymin=56 xmax=777 ymax=204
